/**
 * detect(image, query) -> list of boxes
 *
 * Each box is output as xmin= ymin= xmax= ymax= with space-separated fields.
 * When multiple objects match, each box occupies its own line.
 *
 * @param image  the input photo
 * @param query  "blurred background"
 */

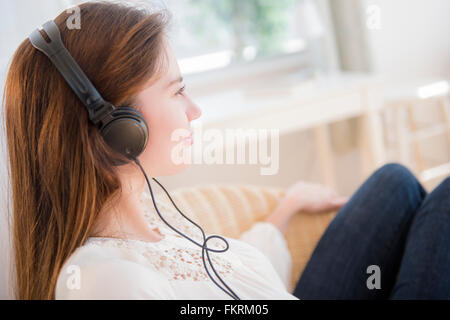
xmin=1 ymin=0 xmax=449 ymax=198
xmin=0 ymin=0 xmax=450 ymax=300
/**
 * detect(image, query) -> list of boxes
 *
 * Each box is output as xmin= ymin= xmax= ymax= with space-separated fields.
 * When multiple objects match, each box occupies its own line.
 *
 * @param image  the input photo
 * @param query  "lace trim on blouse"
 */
xmin=84 ymin=193 xmax=239 ymax=282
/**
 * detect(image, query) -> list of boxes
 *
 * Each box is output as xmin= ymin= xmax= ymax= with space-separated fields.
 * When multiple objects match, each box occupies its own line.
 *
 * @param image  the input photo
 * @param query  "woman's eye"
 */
xmin=176 ymin=85 xmax=186 ymax=96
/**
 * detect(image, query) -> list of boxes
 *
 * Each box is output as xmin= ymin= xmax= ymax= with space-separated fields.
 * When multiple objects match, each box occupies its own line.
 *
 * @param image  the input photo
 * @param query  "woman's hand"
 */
xmin=283 ymin=181 xmax=349 ymax=214
xmin=265 ymin=180 xmax=349 ymax=234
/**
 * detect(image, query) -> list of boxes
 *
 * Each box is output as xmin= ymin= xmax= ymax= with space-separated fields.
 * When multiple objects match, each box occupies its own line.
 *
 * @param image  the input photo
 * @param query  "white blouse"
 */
xmin=55 ymin=192 xmax=298 ymax=300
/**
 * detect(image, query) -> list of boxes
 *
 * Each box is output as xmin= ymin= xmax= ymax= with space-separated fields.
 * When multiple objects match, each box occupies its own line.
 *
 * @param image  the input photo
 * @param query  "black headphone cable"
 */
xmin=133 ymin=157 xmax=241 ymax=300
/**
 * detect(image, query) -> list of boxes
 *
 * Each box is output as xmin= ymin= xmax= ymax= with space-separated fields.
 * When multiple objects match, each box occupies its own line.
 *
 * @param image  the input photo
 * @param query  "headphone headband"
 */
xmin=28 ymin=20 xmax=149 ymax=163
xmin=29 ymin=20 xmax=114 ymax=125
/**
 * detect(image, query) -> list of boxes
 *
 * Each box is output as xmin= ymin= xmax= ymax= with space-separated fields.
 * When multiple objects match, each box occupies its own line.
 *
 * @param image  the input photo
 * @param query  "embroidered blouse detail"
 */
xmin=84 ymin=196 xmax=235 ymax=282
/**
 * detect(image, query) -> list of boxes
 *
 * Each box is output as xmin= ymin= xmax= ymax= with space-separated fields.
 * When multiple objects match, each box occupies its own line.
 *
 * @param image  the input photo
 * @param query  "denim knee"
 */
xmin=371 ymin=162 xmax=426 ymax=206
xmin=437 ymin=176 xmax=450 ymax=192
xmin=374 ymin=163 xmax=419 ymax=189
xmin=419 ymin=176 xmax=450 ymax=215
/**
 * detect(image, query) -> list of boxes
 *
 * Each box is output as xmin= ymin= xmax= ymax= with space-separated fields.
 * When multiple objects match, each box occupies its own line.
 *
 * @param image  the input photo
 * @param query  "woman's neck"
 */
xmin=91 ymin=168 xmax=164 ymax=242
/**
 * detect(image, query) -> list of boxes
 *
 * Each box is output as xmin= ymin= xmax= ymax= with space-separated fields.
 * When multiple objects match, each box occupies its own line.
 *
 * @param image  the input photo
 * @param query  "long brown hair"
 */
xmin=3 ymin=1 xmax=171 ymax=299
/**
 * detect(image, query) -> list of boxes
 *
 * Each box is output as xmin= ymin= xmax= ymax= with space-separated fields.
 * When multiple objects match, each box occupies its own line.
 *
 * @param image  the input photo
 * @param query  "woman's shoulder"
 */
xmin=55 ymin=238 xmax=175 ymax=299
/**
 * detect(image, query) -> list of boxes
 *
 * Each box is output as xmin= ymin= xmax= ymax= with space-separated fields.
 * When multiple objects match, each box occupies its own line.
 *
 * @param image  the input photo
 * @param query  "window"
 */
xmin=0 ymin=0 xmax=336 ymax=93
xmin=163 ymin=0 xmax=309 ymax=75
xmin=157 ymin=0 xmax=337 ymax=92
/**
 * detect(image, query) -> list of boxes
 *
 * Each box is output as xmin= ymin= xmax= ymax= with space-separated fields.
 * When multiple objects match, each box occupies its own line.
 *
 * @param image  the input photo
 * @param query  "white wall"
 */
xmin=362 ymin=0 xmax=450 ymax=78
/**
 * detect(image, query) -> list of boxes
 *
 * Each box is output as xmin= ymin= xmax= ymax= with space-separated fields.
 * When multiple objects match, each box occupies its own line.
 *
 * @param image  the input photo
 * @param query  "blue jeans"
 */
xmin=293 ymin=163 xmax=450 ymax=299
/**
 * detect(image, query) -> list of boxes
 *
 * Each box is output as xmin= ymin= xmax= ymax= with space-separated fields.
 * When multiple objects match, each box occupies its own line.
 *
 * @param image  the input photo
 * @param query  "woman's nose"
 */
xmin=187 ymin=102 xmax=202 ymax=122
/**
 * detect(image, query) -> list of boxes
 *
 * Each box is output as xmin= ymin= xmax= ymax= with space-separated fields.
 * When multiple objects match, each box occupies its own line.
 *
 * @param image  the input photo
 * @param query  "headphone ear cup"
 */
xmin=99 ymin=106 xmax=149 ymax=162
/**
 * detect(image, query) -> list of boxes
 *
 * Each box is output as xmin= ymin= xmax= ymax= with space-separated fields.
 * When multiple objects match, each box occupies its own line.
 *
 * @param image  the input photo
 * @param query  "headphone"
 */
xmin=29 ymin=20 xmax=148 ymax=164
xmin=29 ymin=20 xmax=240 ymax=300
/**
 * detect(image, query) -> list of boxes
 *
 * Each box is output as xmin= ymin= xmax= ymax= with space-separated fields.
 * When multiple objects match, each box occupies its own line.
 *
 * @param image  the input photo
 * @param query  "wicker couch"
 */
xmin=160 ymin=184 xmax=338 ymax=293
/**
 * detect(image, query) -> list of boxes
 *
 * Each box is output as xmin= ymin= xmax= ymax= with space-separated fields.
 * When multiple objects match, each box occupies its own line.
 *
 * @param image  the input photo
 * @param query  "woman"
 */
xmin=3 ymin=1 xmax=449 ymax=300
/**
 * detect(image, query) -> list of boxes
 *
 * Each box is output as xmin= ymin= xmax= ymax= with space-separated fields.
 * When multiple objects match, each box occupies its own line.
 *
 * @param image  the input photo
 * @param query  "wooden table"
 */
xmin=190 ymin=71 xmax=387 ymax=189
